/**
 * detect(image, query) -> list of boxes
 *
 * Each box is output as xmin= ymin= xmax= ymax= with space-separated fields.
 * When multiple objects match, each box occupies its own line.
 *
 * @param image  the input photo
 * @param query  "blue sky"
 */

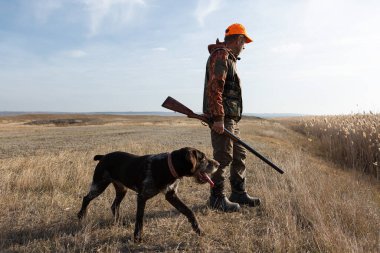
xmin=0 ymin=0 xmax=379 ymax=114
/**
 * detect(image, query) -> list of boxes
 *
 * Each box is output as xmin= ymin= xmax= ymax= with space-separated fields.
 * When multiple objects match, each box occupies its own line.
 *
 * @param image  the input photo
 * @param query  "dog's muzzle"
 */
xmin=195 ymin=159 xmax=219 ymax=187
xmin=196 ymin=171 xmax=215 ymax=187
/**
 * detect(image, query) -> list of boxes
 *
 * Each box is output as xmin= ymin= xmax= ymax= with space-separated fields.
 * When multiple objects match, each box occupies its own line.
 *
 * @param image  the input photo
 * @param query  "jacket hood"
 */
xmin=208 ymin=39 xmax=228 ymax=54
xmin=207 ymin=39 xmax=236 ymax=60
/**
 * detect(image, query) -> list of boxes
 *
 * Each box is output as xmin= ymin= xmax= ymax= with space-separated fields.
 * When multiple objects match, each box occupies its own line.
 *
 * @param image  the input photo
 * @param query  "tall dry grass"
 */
xmin=0 ymin=115 xmax=379 ymax=252
xmin=288 ymin=113 xmax=380 ymax=179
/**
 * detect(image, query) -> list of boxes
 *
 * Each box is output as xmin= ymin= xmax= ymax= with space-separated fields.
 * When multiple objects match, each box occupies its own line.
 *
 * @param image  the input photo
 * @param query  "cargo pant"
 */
xmin=211 ymin=118 xmax=247 ymax=195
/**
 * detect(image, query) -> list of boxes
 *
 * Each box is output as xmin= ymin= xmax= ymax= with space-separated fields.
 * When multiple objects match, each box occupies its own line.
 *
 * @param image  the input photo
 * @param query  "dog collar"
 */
xmin=167 ymin=152 xmax=179 ymax=178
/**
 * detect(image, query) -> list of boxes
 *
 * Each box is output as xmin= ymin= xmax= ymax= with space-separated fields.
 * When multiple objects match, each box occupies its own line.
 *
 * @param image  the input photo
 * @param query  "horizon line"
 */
xmin=0 ymin=111 xmax=307 ymax=118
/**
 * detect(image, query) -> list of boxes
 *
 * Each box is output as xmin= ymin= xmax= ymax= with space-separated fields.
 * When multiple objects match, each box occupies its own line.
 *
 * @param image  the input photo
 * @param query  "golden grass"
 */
xmin=0 ymin=115 xmax=379 ymax=252
xmin=284 ymin=114 xmax=380 ymax=179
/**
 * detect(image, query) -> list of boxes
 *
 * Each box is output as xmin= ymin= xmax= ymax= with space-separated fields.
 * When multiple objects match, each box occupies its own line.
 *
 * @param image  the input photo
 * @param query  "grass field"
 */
xmin=0 ymin=114 xmax=379 ymax=252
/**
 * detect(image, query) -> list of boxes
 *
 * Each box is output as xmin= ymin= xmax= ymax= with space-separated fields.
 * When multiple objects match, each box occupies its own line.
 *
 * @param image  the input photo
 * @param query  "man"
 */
xmin=203 ymin=23 xmax=261 ymax=212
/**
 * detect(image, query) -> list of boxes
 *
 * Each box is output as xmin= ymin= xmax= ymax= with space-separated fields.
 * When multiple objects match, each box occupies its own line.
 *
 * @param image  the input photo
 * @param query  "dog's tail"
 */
xmin=94 ymin=155 xmax=104 ymax=161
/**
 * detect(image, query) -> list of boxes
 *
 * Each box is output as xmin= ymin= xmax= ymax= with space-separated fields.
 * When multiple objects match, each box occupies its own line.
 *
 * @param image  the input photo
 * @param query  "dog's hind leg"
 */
xmin=77 ymin=179 xmax=111 ymax=220
xmin=111 ymin=182 xmax=127 ymax=222
xmin=165 ymin=190 xmax=202 ymax=235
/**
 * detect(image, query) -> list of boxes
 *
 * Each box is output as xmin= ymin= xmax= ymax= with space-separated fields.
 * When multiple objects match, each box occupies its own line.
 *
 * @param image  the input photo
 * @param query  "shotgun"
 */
xmin=162 ymin=96 xmax=284 ymax=174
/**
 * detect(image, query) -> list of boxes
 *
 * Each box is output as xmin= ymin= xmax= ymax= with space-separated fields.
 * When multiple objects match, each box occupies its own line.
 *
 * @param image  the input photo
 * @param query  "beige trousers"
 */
xmin=211 ymin=118 xmax=247 ymax=191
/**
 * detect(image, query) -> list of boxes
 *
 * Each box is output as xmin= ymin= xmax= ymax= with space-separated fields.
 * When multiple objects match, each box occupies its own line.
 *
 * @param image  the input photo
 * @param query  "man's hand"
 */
xmin=212 ymin=121 xmax=224 ymax=134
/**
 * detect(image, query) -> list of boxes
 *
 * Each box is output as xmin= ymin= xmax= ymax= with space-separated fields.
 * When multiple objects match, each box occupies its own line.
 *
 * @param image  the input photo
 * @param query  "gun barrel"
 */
xmin=223 ymin=129 xmax=284 ymax=174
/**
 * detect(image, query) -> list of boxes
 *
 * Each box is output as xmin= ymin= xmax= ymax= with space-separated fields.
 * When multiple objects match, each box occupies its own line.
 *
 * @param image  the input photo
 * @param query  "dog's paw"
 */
xmin=133 ymin=236 xmax=142 ymax=244
xmin=195 ymin=227 xmax=204 ymax=236
xmin=77 ymin=211 xmax=85 ymax=220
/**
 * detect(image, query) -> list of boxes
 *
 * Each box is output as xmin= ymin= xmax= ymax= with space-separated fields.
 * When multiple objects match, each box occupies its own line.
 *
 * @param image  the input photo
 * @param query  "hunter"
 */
xmin=203 ymin=23 xmax=261 ymax=212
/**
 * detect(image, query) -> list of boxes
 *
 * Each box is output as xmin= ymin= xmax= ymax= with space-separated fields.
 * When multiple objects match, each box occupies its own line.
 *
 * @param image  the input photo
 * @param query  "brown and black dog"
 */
xmin=77 ymin=147 xmax=218 ymax=242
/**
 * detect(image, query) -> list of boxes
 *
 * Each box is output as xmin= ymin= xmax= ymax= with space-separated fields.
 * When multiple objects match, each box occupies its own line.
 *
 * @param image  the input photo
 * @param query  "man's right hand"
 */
xmin=212 ymin=121 xmax=224 ymax=134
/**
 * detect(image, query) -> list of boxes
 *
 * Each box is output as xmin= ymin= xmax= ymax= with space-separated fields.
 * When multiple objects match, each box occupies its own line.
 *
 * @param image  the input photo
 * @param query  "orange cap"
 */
xmin=225 ymin=23 xmax=253 ymax=43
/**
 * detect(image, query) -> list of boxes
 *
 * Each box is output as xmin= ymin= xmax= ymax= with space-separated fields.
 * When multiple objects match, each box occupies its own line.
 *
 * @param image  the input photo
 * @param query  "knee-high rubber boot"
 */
xmin=229 ymin=179 xmax=261 ymax=207
xmin=209 ymin=182 xmax=240 ymax=212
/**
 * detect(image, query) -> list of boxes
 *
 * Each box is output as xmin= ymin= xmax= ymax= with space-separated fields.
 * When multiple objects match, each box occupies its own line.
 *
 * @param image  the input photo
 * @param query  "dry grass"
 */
xmin=283 ymin=114 xmax=380 ymax=179
xmin=0 ymin=115 xmax=379 ymax=252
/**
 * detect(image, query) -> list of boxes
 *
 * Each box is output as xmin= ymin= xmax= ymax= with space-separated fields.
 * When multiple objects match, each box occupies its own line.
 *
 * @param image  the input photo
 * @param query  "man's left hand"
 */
xmin=212 ymin=121 xmax=224 ymax=134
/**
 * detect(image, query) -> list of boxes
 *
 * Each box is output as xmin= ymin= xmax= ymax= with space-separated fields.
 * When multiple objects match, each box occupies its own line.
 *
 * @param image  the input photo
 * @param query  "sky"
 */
xmin=0 ymin=0 xmax=379 ymax=115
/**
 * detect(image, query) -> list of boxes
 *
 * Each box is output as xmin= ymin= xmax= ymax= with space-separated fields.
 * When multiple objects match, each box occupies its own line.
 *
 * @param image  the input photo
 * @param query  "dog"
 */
xmin=77 ymin=147 xmax=219 ymax=242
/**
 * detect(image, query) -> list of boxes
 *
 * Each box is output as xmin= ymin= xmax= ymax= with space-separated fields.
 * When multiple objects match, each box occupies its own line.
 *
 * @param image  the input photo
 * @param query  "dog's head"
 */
xmin=173 ymin=147 xmax=219 ymax=187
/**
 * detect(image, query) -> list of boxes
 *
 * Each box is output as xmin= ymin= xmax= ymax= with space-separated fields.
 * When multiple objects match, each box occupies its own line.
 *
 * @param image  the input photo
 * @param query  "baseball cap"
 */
xmin=225 ymin=23 xmax=253 ymax=43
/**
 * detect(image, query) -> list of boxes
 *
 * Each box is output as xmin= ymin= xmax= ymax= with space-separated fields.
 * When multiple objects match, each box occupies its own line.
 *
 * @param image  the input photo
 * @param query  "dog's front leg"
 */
xmin=134 ymin=194 xmax=147 ymax=243
xmin=165 ymin=190 xmax=202 ymax=235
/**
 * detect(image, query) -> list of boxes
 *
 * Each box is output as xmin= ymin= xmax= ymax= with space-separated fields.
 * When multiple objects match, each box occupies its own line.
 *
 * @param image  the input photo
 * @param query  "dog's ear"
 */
xmin=186 ymin=149 xmax=198 ymax=173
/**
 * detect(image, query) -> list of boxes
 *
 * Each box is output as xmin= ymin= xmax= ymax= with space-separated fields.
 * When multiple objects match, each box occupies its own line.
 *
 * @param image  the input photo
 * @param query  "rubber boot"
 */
xmin=229 ymin=179 xmax=261 ymax=207
xmin=209 ymin=182 xmax=240 ymax=212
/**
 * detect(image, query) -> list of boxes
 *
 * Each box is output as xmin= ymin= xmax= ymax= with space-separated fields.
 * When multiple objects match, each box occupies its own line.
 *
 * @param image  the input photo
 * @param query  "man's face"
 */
xmin=231 ymin=35 xmax=246 ymax=56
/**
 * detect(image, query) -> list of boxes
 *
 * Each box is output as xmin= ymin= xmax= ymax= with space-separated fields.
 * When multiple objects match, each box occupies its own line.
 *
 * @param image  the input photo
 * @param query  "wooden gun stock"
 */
xmin=162 ymin=96 xmax=285 ymax=174
xmin=161 ymin=96 xmax=211 ymax=123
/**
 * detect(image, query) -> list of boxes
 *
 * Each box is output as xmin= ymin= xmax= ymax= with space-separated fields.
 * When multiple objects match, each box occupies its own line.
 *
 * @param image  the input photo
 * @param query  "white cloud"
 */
xmin=30 ymin=0 xmax=147 ymax=35
xmin=83 ymin=0 xmax=147 ymax=36
xmin=194 ymin=0 xmax=221 ymax=26
xmin=62 ymin=50 xmax=87 ymax=58
xmin=152 ymin=47 xmax=167 ymax=51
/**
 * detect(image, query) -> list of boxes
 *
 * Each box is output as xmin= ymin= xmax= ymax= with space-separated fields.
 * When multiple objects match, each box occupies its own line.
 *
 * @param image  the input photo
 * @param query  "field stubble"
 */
xmin=0 ymin=115 xmax=379 ymax=252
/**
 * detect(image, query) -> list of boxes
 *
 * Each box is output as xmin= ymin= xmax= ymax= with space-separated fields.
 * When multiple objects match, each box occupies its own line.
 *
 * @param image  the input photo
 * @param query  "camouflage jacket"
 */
xmin=202 ymin=40 xmax=243 ymax=122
